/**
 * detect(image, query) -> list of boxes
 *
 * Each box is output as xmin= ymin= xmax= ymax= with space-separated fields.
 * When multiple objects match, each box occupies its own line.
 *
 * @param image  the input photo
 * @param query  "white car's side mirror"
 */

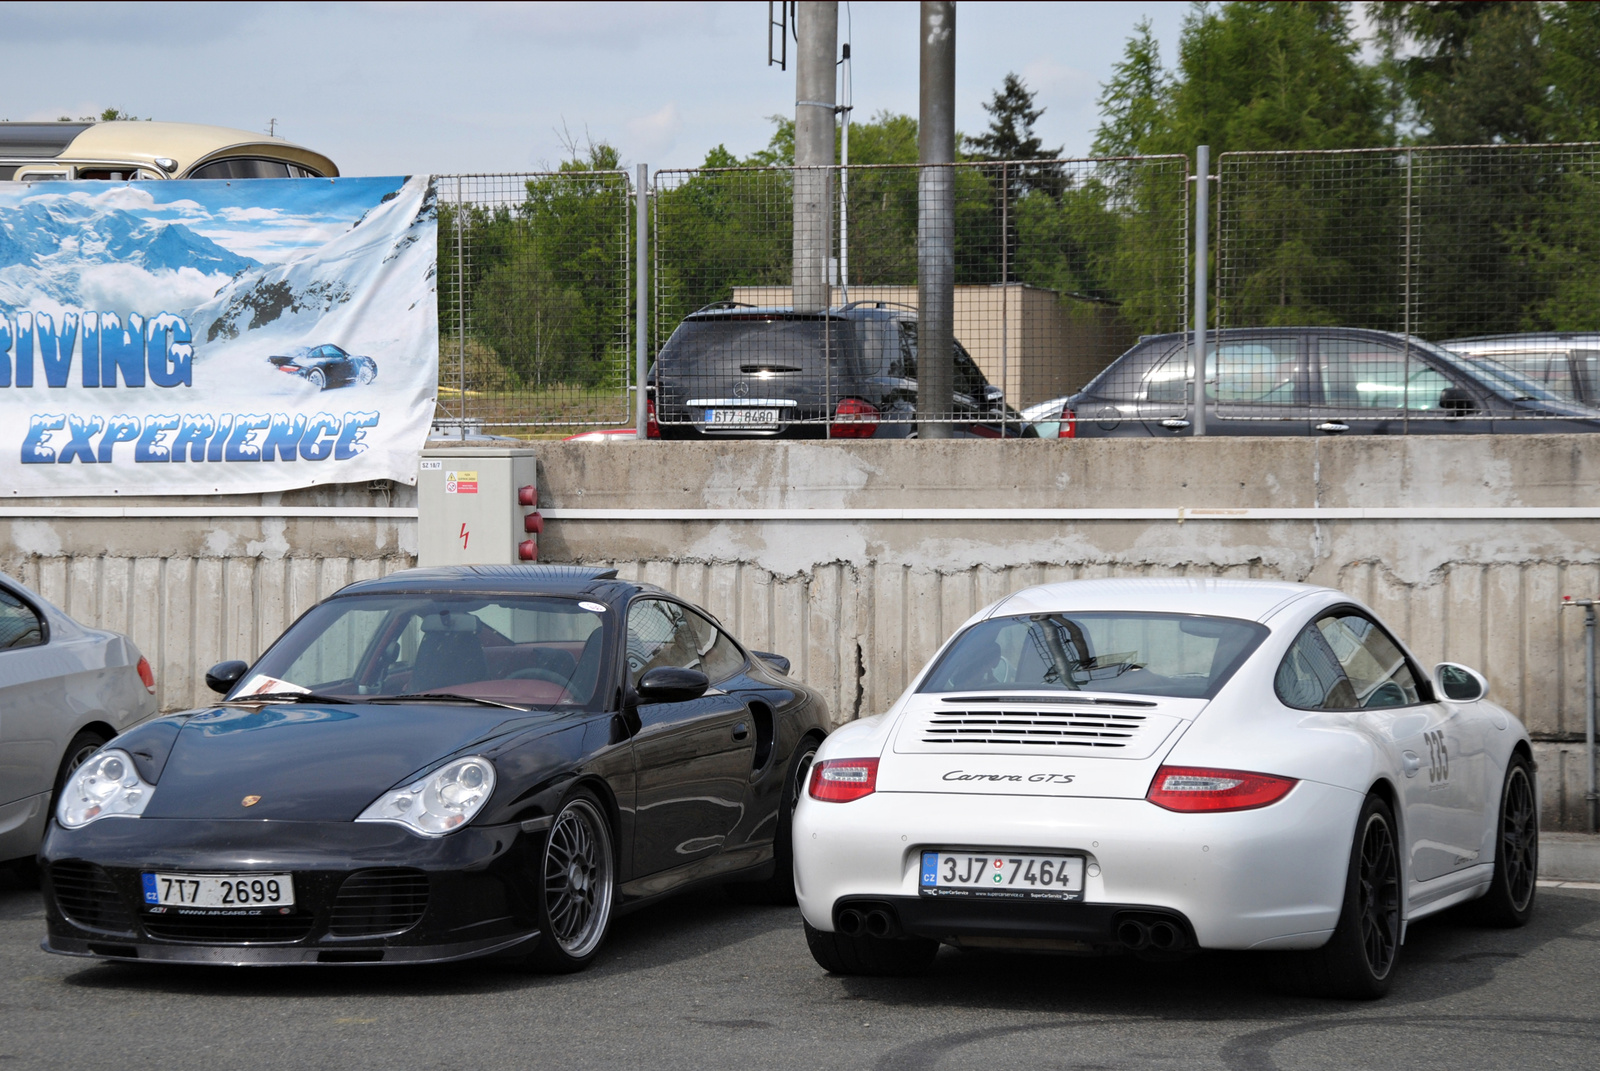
xmin=1435 ymin=662 xmax=1488 ymax=702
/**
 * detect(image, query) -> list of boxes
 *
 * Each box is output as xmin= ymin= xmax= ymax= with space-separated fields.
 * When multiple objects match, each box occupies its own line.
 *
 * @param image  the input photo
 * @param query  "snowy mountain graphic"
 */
xmin=0 ymin=196 xmax=257 ymax=308
xmin=190 ymin=176 xmax=435 ymax=346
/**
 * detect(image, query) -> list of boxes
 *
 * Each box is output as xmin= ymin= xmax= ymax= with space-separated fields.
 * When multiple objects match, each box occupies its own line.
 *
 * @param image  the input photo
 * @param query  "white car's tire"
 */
xmin=1291 ymin=794 xmax=1401 ymax=1000
xmin=1469 ymin=752 xmax=1537 ymax=927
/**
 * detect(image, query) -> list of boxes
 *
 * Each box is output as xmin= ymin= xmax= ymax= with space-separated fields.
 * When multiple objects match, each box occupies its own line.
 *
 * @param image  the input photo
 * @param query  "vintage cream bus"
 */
xmin=0 ymin=120 xmax=338 ymax=181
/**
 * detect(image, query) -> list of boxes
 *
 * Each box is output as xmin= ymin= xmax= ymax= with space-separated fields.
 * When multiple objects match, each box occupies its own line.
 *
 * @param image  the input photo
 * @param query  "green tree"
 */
xmin=1371 ymin=1 xmax=1548 ymax=145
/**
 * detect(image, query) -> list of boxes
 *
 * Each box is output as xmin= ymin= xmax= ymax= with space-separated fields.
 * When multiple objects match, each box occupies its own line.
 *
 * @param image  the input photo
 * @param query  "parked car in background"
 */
xmin=269 ymin=344 xmax=377 ymax=390
xmin=41 ymin=565 xmax=829 ymax=970
xmin=0 ymin=121 xmax=337 ymax=182
xmin=0 ymin=572 xmax=157 ymax=872
xmin=650 ymin=302 xmax=1036 ymax=440
xmin=1444 ymin=333 xmax=1600 ymax=409
xmin=1026 ymin=328 xmax=1600 ymax=438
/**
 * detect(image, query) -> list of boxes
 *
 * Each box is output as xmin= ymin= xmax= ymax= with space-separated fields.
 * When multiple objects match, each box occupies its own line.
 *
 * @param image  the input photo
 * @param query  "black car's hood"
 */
xmin=140 ymin=703 xmax=555 ymax=822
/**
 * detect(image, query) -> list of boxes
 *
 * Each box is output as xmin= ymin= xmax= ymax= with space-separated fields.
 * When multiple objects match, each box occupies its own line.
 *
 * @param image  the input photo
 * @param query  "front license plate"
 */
xmin=142 ymin=872 xmax=296 ymax=909
xmin=706 ymin=408 xmax=780 ymax=426
xmin=919 ymin=851 xmax=1085 ymax=901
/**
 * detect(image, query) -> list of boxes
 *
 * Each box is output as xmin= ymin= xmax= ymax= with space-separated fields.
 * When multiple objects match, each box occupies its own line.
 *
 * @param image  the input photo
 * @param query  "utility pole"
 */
xmin=1192 ymin=144 xmax=1210 ymax=437
xmin=793 ymin=2 xmax=837 ymax=314
xmin=917 ymin=1 xmax=955 ymax=439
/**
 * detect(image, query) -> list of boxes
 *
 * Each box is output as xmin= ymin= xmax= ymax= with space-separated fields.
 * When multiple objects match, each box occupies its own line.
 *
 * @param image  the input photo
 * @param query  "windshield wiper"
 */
xmin=226 ymin=691 xmax=356 ymax=705
xmin=387 ymin=692 xmax=530 ymax=711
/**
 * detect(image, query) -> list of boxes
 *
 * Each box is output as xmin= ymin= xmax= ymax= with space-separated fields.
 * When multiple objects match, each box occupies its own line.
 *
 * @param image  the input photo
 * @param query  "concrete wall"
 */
xmin=4 ymin=435 xmax=1598 ymax=829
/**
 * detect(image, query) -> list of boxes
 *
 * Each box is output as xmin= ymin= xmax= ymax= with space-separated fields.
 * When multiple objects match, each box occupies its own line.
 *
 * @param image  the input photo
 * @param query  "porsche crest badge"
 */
xmin=241 ymin=795 xmax=262 ymax=807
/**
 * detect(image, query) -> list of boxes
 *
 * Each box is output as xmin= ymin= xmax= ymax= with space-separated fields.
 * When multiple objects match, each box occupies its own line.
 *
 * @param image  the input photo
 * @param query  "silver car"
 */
xmin=0 ymin=572 xmax=157 ymax=870
xmin=1444 ymin=333 xmax=1600 ymax=409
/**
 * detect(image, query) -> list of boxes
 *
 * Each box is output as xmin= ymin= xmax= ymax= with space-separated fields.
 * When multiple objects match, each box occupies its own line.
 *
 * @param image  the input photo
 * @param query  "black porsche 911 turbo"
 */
xmin=267 ymin=343 xmax=377 ymax=390
xmin=39 ymin=565 xmax=829 ymax=971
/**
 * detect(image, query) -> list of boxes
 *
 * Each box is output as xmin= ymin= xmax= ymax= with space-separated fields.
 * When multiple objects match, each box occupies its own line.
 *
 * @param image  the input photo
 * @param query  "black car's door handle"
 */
xmin=732 ymin=721 xmax=750 ymax=741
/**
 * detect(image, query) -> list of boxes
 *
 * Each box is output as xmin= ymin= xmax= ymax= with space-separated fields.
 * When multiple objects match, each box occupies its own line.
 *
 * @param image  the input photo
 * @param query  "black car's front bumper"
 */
xmin=39 ymin=818 xmax=542 ymax=966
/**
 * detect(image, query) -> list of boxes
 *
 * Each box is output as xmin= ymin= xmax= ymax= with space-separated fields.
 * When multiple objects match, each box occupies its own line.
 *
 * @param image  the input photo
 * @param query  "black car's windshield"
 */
xmin=919 ymin=612 xmax=1268 ymax=700
xmin=238 ymin=594 xmax=610 ymax=708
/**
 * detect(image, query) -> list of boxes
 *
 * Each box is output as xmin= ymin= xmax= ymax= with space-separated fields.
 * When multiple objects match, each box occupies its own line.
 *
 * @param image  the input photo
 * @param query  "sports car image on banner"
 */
xmin=0 ymin=175 xmax=437 ymax=495
xmin=792 ymin=578 xmax=1538 ymax=999
xmin=39 ymin=565 xmax=829 ymax=969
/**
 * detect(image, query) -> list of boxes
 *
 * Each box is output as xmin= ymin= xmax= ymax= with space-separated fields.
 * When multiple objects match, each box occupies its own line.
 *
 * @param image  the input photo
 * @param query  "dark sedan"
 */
xmin=1028 ymin=327 xmax=1600 ymax=437
xmin=268 ymin=343 xmax=377 ymax=390
xmin=40 ymin=565 xmax=829 ymax=970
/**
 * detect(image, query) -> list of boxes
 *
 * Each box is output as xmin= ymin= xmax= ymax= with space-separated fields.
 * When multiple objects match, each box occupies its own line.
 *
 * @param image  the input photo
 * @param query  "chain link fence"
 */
xmin=435 ymin=171 xmax=635 ymax=434
xmin=649 ymin=157 xmax=1189 ymax=435
xmin=1212 ymin=143 xmax=1600 ymax=426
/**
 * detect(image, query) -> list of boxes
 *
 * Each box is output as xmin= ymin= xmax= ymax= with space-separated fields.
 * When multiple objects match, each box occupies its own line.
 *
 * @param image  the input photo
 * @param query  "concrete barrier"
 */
xmin=5 ymin=434 xmax=1599 ymax=829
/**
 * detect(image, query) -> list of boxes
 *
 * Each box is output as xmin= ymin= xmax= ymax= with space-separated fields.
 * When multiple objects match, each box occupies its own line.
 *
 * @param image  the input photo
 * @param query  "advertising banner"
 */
xmin=0 ymin=175 xmax=437 ymax=496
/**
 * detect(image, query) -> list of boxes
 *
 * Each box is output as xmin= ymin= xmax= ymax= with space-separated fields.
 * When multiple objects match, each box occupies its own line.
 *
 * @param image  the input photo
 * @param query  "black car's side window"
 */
xmin=954 ymin=346 xmax=987 ymax=398
xmin=1214 ymin=338 xmax=1300 ymax=406
xmin=625 ymin=599 xmax=703 ymax=688
xmin=895 ymin=322 xmax=918 ymax=379
xmin=1318 ymin=337 xmax=1456 ymax=412
xmin=0 ymin=588 xmax=44 ymax=650
xmin=1276 ymin=612 xmax=1421 ymax=710
xmin=683 ymin=608 xmax=747 ymax=683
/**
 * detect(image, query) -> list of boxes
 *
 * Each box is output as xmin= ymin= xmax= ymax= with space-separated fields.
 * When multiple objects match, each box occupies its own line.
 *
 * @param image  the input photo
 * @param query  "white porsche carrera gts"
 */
xmin=792 ymin=579 xmax=1538 ymax=999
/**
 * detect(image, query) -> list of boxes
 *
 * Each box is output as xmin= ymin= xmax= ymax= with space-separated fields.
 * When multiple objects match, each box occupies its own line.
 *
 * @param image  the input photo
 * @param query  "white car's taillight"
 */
xmin=1146 ymin=765 xmax=1297 ymax=812
xmin=808 ymin=758 xmax=879 ymax=803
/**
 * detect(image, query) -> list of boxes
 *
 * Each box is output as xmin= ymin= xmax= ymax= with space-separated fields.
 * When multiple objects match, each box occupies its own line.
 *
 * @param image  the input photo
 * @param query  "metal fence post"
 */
xmin=1561 ymin=596 xmax=1599 ymax=833
xmin=1192 ymin=145 xmax=1209 ymax=437
xmin=636 ymin=163 xmax=649 ymax=440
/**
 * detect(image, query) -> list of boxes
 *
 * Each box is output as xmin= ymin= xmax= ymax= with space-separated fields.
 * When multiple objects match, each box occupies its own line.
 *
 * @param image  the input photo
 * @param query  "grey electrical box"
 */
xmin=417 ymin=448 xmax=539 ymax=566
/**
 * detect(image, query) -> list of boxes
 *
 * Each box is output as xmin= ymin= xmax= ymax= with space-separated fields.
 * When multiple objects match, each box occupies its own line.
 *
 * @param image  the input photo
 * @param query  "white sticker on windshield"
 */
xmin=236 ymin=675 xmax=310 ymax=697
xmin=579 ymin=601 xmax=607 ymax=613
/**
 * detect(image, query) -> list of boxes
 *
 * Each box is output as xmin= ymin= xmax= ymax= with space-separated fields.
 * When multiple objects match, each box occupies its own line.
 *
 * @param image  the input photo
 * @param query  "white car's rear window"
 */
xmin=920 ymin=612 xmax=1268 ymax=699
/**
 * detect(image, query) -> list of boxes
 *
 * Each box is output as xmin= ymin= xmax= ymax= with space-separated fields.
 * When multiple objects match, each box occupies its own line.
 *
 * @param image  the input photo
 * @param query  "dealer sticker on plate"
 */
xmin=919 ymin=851 xmax=1085 ymax=901
xmin=142 ymin=872 xmax=296 ymax=910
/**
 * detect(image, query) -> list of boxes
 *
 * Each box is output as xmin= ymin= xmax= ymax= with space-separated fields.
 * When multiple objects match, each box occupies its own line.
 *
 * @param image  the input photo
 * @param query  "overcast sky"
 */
xmin=1 ymin=2 xmax=1201 ymax=176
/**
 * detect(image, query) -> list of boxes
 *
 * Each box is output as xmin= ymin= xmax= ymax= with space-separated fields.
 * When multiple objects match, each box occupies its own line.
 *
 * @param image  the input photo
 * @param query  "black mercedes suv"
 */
xmin=649 ymin=303 xmax=1034 ymax=439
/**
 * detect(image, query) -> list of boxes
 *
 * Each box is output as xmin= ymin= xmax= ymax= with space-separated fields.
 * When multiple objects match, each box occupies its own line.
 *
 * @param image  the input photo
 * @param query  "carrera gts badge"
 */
xmin=241 ymin=795 xmax=262 ymax=807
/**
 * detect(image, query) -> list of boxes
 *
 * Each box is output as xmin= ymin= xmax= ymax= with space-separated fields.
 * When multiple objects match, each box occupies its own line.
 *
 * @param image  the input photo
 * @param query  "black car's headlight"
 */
xmin=57 ymin=750 xmax=155 ymax=828
xmin=356 ymin=757 xmax=496 ymax=836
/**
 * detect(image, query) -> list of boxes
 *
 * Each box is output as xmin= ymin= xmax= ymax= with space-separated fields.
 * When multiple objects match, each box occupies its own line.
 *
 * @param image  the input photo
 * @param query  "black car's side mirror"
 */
xmin=636 ymin=666 xmax=709 ymax=704
xmin=205 ymin=660 xmax=249 ymax=695
xmin=1439 ymin=386 xmax=1478 ymax=415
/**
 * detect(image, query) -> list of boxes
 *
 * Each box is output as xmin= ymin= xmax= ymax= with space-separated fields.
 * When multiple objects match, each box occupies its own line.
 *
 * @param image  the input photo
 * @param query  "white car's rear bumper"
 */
xmin=792 ymin=779 xmax=1363 ymax=951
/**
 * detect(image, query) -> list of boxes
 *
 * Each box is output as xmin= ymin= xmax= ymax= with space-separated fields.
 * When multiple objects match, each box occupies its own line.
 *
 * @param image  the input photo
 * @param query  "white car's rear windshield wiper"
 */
xmin=387 ymin=692 xmax=530 ymax=711
xmin=226 ymin=691 xmax=356 ymax=705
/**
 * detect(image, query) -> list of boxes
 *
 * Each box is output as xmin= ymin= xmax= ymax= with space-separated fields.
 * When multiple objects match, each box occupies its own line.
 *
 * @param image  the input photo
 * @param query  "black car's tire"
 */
xmin=1289 ymin=794 xmax=1402 ymax=1000
xmin=356 ymin=357 xmax=377 ymax=384
xmin=522 ymin=789 xmax=616 ymax=973
xmin=725 ymin=735 xmax=819 ymax=906
xmin=1468 ymin=752 xmax=1538 ymax=927
xmin=306 ymin=368 xmax=327 ymax=390
xmin=804 ymin=920 xmax=938 ymax=977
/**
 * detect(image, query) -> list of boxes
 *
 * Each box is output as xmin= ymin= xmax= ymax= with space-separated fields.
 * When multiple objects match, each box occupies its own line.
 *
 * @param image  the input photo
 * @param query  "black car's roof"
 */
xmin=683 ymin=303 xmax=910 ymax=323
xmin=337 ymin=565 xmax=627 ymax=599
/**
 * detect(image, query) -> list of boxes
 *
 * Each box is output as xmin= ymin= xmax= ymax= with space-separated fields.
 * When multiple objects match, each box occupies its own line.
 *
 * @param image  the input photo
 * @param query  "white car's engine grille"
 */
xmin=894 ymin=695 xmax=1187 ymax=759
xmin=920 ymin=707 xmax=1149 ymax=748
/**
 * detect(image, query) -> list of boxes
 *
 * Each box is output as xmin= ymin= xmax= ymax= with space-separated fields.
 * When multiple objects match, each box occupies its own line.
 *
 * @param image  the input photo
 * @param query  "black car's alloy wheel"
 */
xmin=1471 ymin=753 xmax=1538 ymax=926
xmin=528 ymin=790 xmax=614 ymax=971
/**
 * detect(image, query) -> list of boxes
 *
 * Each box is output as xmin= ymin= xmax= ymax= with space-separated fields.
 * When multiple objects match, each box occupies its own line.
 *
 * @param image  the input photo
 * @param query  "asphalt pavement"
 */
xmin=2 ymin=869 xmax=1597 ymax=1071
